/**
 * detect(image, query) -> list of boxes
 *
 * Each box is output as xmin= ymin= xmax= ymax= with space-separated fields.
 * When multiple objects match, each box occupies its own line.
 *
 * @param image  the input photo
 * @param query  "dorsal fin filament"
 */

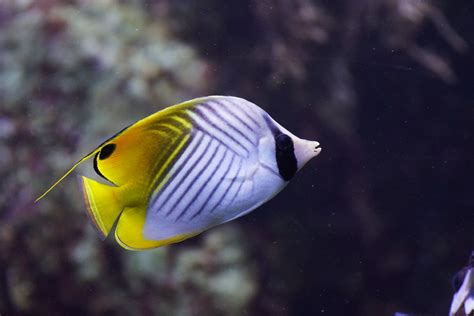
xmin=34 ymin=149 xmax=99 ymax=202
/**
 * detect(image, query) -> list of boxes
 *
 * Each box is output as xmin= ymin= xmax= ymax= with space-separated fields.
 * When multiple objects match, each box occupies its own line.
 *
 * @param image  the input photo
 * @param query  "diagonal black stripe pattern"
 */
xmin=210 ymin=100 xmax=258 ymax=133
xmin=150 ymin=132 xmax=204 ymax=214
xmin=146 ymin=114 xmax=193 ymax=186
xmin=163 ymin=136 xmax=214 ymax=217
xmin=175 ymin=146 xmax=228 ymax=221
xmin=190 ymin=151 xmax=235 ymax=220
xmin=226 ymin=99 xmax=262 ymax=128
xmin=227 ymin=168 xmax=246 ymax=207
xmin=192 ymin=107 xmax=249 ymax=155
xmin=168 ymin=139 xmax=220 ymax=220
xmin=192 ymin=124 xmax=242 ymax=157
xmin=201 ymin=102 xmax=256 ymax=146
xmin=209 ymin=157 xmax=243 ymax=214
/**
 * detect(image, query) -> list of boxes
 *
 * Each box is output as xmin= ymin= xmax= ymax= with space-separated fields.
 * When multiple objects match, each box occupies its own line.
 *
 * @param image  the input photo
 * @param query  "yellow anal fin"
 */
xmin=114 ymin=207 xmax=199 ymax=251
xmin=79 ymin=176 xmax=123 ymax=239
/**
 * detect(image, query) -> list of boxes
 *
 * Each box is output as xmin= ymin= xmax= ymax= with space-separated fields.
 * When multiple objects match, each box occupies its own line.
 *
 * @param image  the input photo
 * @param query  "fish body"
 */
xmin=450 ymin=251 xmax=474 ymax=316
xmin=37 ymin=96 xmax=321 ymax=250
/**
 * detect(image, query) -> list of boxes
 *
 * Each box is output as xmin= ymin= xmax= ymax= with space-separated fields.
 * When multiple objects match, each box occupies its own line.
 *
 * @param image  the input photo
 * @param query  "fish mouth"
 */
xmin=293 ymin=138 xmax=321 ymax=170
xmin=314 ymin=142 xmax=322 ymax=156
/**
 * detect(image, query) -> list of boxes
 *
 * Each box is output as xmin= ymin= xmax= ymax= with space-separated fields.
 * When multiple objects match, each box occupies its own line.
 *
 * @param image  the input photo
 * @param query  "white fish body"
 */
xmin=144 ymin=96 xmax=319 ymax=241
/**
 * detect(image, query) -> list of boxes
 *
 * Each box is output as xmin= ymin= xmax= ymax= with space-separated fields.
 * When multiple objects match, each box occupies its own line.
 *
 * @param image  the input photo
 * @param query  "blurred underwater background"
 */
xmin=0 ymin=0 xmax=473 ymax=315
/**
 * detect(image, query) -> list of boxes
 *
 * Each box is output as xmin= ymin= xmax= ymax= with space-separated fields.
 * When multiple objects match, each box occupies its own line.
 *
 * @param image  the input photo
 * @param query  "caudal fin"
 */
xmin=79 ymin=176 xmax=123 ymax=239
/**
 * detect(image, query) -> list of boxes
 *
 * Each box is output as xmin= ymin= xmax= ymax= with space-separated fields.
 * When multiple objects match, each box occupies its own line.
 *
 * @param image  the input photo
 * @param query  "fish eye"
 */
xmin=99 ymin=143 xmax=116 ymax=160
xmin=275 ymin=134 xmax=293 ymax=152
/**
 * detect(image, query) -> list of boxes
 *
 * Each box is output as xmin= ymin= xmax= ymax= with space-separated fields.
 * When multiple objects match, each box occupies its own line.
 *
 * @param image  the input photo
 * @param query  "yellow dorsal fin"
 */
xmin=34 ymin=96 xmax=219 ymax=203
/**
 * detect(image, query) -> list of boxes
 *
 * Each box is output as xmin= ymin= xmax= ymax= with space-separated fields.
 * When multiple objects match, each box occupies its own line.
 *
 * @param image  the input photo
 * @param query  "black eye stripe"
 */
xmin=263 ymin=115 xmax=298 ymax=181
xmin=275 ymin=133 xmax=297 ymax=181
xmin=276 ymin=134 xmax=293 ymax=151
xmin=99 ymin=143 xmax=116 ymax=160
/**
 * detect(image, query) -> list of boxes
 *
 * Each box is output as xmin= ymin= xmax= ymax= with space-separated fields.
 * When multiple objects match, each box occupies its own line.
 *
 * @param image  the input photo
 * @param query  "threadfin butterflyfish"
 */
xmin=450 ymin=251 xmax=474 ymax=316
xmin=36 ymin=96 xmax=321 ymax=250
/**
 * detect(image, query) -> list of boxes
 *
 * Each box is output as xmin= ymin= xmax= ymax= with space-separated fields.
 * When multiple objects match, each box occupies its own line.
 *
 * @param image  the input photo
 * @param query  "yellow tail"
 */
xmin=79 ymin=176 xmax=123 ymax=239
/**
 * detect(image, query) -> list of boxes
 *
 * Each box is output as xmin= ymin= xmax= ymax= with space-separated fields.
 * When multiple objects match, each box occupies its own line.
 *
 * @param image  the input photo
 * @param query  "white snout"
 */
xmin=293 ymin=138 xmax=321 ymax=169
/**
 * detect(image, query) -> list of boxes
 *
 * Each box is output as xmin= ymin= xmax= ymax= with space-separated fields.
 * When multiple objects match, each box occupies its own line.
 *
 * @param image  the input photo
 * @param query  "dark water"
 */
xmin=0 ymin=1 xmax=473 ymax=315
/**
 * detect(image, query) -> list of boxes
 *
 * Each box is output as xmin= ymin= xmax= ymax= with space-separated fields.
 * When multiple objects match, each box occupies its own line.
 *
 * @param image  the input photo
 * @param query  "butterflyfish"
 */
xmin=36 ymin=96 xmax=321 ymax=250
xmin=450 ymin=251 xmax=474 ymax=316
